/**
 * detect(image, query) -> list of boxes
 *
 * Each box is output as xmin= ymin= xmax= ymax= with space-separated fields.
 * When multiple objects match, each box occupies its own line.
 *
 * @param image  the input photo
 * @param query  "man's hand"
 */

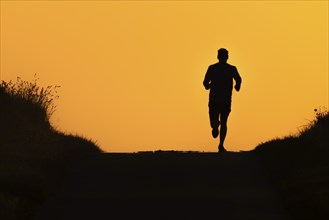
xmin=205 ymin=84 xmax=211 ymax=90
xmin=235 ymin=84 xmax=240 ymax=92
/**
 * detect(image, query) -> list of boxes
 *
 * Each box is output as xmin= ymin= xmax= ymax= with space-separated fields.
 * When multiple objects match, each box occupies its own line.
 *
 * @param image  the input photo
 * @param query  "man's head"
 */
xmin=217 ymin=48 xmax=229 ymax=62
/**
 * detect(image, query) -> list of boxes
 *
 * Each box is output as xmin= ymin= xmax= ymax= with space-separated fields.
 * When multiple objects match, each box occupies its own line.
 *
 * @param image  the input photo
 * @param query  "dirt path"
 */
xmin=35 ymin=152 xmax=290 ymax=220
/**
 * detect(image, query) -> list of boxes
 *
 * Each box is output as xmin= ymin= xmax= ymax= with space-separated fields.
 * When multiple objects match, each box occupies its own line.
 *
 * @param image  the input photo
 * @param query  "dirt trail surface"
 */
xmin=35 ymin=152 xmax=290 ymax=220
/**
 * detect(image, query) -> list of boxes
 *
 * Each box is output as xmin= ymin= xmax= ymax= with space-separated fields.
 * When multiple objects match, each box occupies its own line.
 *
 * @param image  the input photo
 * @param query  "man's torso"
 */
xmin=208 ymin=62 xmax=236 ymax=102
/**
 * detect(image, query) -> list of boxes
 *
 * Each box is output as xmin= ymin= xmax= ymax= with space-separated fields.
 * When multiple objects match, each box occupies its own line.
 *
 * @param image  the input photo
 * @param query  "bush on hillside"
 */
xmin=256 ymin=109 xmax=328 ymax=149
xmin=299 ymin=108 xmax=329 ymax=152
xmin=0 ymin=76 xmax=101 ymax=152
xmin=0 ymin=77 xmax=58 ymax=128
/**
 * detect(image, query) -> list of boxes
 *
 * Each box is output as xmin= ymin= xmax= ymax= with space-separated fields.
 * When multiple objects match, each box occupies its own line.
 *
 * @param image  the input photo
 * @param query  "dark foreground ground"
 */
xmin=35 ymin=152 xmax=289 ymax=220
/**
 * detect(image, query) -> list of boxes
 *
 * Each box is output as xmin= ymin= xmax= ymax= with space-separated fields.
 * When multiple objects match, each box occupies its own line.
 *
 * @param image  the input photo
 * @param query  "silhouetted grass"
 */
xmin=0 ymin=77 xmax=101 ymax=220
xmin=254 ymin=109 xmax=329 ymax=219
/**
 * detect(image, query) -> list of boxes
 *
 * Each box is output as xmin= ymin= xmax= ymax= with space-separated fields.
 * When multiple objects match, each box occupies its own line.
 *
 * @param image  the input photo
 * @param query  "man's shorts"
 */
xmin=208 ymin=100 xmax=231 ymax=129
xmin=208 ymin=100 xmax=231 ymax=116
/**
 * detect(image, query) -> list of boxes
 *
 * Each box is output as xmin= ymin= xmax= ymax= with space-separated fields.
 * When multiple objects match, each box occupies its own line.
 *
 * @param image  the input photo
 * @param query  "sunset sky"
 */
xmin=1 ymin=1 xmax=328 ymax=152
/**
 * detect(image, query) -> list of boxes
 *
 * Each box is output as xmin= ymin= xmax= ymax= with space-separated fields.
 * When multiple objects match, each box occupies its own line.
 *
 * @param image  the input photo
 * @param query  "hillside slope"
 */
xmin=0 ymin=78 xmax=101 ymax=220
xmin=255 ymin=110 xmax=329 ymax=219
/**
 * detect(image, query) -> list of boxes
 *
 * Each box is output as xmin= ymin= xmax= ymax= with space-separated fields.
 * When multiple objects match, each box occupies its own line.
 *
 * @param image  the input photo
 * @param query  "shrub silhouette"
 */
xmin=0 ymin=77 xmax=58 ymax=127
xmin=0 ymin=77 xmax=101 ymax=220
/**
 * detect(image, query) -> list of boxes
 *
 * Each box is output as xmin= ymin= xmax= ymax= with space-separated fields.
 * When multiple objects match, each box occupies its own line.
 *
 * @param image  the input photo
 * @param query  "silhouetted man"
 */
xmin=203 ymin=48 xmax=242 ymax=152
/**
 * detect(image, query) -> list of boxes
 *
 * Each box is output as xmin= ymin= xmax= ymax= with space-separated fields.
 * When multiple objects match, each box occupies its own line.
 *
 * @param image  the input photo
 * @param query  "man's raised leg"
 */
xmin=209 ymin=102 xmax=220 ymax=138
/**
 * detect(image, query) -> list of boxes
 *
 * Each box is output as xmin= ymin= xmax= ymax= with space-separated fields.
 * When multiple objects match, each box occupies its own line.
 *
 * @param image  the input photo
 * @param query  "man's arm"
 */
xmin=203 ymin=66 xmax=211 ymax=90
xmin=233 ymin=66 xmax=242 ymax=92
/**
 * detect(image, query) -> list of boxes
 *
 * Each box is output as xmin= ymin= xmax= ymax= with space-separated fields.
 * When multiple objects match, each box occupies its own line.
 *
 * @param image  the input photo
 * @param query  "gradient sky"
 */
xmin=1 ymin=1 xmax=328 ymax=152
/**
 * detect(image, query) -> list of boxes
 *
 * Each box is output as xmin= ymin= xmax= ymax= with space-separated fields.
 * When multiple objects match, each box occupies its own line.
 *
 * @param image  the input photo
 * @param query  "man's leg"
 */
xmin=219 ymin=110 xmax=230 ymax=151
xmin=209 ymin=102 xmax=220 ymax=138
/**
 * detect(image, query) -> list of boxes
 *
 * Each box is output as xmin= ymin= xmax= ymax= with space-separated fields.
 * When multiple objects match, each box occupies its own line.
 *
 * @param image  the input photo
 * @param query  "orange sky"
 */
xmin=1 ymin=1 xmax=328 ymax=152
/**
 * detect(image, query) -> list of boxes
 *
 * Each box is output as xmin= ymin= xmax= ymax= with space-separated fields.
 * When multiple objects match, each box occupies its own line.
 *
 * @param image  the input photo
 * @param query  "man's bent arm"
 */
xmin=233 ymin=67 xmax=242 ymax=91
xmin=203 ymin=67 xmax=211 ymax=90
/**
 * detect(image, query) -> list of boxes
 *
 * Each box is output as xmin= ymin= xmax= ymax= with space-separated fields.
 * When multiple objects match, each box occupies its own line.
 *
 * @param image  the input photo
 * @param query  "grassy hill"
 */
xmin=1 ymin=77 xmax=328 ymax=220
xmin=0 ymin=78 xmax=102 ymax=220
xmin=254 ymin=109 xmax=329 ymax=219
